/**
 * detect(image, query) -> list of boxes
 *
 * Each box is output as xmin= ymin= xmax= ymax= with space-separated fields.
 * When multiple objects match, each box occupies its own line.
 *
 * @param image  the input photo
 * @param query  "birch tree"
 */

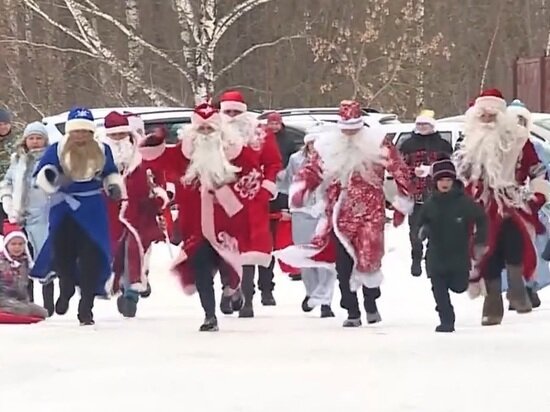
xmin=125 ymin=0 xmax=143 ymax=102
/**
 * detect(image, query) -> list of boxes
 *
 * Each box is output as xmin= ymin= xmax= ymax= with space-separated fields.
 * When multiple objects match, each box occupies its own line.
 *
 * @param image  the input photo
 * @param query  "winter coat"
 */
xmin=0 ymin=251 xmax=31 ymax=305
xmin=418 ymin=182 xmax=487 ymax=279
xmin=284 ymin=150 xmax=324 ymax=218
xmin=0 ymin=149 xmax=49 ymax=256
xmin=399 ymin=131 xmax=453 ymax=203
xmin=274 ymin=126 xmax=300 ymax=196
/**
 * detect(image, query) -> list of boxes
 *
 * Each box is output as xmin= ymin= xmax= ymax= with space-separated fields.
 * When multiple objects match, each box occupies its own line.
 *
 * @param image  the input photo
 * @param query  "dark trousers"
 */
xmin=25 ymin=233 xmax=54 ymax=309
xmin=334 ymin=234 xmax=380 ymax=319
xmin=190 ymin=242 xmax=224 ymax=318
xmin=408 ymin=203 xmax=424 ymax=262
xmin=53 ymin=216 xmax=101 ymax=318
xmin=484 ymin=218 xmax=523 ymax=280
xmin=430 ymin=273 xmax=468 ymax=326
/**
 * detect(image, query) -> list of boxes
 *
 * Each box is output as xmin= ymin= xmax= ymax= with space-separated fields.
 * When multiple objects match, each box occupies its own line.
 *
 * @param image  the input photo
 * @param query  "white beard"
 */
xmin=454 ymin=110 xmax=529 ymax=211
xmin=105 ymin=136 xmax=135 ymax=173
xmin=182 ymin=130 xmax=242 ymax=190
xmin=455 ymin=110 xmax=519 ymax=188
xmin=221 ymin=113 xmax=264 ymax=148
xmin=315 ymin=128 xmax=386 ymax=184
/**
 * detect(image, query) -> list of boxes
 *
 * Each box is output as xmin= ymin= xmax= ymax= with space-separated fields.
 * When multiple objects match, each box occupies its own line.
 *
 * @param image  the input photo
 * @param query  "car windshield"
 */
xmin=535 ymin=118 xmax=550 ymax=131
xmin=395 ymin=131 xmax=453 ymax=149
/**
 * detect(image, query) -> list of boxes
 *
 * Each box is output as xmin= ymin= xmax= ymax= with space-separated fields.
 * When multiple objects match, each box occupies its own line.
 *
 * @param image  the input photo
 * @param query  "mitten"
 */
xmin=107 ymin=184 xmax=122 ymax=201
xmin=393 ymin=210 xmax=405 ymax=227
xmin=44 ymin=167 xmax=59 ymax=184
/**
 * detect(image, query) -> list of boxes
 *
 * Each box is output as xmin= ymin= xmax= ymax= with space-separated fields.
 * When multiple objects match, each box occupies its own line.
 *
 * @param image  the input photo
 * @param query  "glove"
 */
xmin=393 ymin=211 xmax=405 ymax=227
xmin=542 ymin=239 xmax=550 ymax=261
xmin=473 ymin=244 xmax=488 ymax=262
xmin=107 ymin=184 xmax=122 ymax=201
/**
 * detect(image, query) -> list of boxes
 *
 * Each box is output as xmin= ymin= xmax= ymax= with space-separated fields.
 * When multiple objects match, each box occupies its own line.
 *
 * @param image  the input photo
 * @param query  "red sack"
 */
xmin=273 ymin=218 xmax=301 ymax=275
xmin=0 ymin=311 xmax=44 ymax=324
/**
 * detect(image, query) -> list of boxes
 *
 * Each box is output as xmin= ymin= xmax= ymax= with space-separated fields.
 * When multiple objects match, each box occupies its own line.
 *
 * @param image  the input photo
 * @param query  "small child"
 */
xmin=418 ymin=157 xmax=487 ymax=332
xmin=0 ymin=226 xmax=48 ymax=321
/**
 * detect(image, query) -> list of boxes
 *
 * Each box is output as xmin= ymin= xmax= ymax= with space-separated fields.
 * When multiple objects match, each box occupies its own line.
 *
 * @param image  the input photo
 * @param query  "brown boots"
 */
xmin=481 ymin=277 xmax=504 ymax=326
xmin=506 ymin=264 xmax=532 ymax=314
xmin=481 ymin=265 xmax=532 ymax=326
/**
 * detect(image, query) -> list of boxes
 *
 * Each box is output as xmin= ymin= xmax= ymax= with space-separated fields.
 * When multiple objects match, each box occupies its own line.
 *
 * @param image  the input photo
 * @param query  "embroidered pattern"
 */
xmin=234 ymin=169 xmax=261 ymax=199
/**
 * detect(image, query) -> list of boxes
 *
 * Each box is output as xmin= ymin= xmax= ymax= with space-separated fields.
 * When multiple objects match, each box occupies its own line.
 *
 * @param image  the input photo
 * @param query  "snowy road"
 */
xmin=2 ymin=225 xmax=550 ymax=412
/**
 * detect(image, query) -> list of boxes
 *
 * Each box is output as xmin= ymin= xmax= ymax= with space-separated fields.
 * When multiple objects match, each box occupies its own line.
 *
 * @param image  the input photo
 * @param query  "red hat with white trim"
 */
xmin=338 ymin=100 xmax=363 ymax=130
xmin=219 ymin=90 xmax=247 ymax=113
xmin=104 ymin=111 xmax=131 ymax=135
xmin=474 ymin=88 xmax=507 ymax=113
xmin=191 ymin=102 xmax=221 ymax=129
xmin=2 ymin=221 xmax=32 ymax=264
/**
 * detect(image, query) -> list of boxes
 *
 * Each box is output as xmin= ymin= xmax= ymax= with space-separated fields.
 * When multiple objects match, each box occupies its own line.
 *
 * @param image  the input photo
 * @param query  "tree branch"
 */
xmin=0 ymin=38 xmax=98 ymax=58
xmin=211 ymin=0 xmax=275 ymax=50
xmin=480 ymin=5 xmax=502 ymax=92
xmin=75 ymin=0 xmax=195 ymax=86
xmin=214 ymin=34 xmax=306 ymax=81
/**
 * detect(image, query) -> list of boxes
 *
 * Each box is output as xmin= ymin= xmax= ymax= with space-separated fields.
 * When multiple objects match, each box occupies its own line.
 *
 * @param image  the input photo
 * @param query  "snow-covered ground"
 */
xmin=2 ymin=225 xmax=550 ymax=412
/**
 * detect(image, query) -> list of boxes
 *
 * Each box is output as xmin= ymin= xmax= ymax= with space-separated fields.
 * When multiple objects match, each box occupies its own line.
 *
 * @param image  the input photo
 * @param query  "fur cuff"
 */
xmin=103 ymin=173 xmax=128 ymax=198
xmin=392 ymin=195 xmax=414 ymax=215
xmin=530 ymin=178 xmax=550 ymax=203
xmin=0 ymin=182 xmax=12 ymax=199
xmin=262 ymin=179 xmax=278 ymax=199
xmin=214 ymin=185 xmax=244 ymax=217
xmin=36 ymin=165 xmax=60 ymax=194
xmin=153 ymin=187 xmax=170 ymax=209
xmin=2 ymin=195 xmax=13 ymax=216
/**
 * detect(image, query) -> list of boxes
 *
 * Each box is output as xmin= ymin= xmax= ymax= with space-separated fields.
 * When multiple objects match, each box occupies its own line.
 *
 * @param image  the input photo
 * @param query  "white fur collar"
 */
xmin=180 ymin=125 xmax=243 ymax=161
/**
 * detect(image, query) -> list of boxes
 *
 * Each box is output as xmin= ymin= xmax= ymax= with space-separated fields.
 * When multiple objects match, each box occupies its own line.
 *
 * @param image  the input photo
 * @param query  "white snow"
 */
xmin=2 ymin=225 xmax=550 ymax=412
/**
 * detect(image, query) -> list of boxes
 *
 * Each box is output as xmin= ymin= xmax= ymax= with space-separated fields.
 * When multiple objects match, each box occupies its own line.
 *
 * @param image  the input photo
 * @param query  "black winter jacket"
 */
xmin=418 ymin=182 xmax=487 ymax=279
xmin=399 ymin=132 xmax=453 ymax=203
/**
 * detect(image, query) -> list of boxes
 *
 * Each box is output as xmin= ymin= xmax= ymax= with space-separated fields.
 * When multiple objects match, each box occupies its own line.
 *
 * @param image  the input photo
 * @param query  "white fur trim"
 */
xmin=240 ymin=251 xmax=273 ymax=267
xmin=507 ymin=105 xmax=532 ymax=126
xmin=183 ymin=284 xmax=197 ymax=295
xmin=214 ymin=185 xmax=243 ymax=217
xmin=337 ymin=118 xmax=363 ymax=130
xmin=2 ymin=195 xmax=13 ymax=217
xmin=273 ymin=244 xmax=336 ymax=270
xmin=261 ymin=179 xmax=278 ymax=199
xmin=191 ymin=112 xmax=221 ymax=129
xmin=118 ymin=200 xmax=147 ymax=290
xmin=152 ymin=187 xmax=170 ymax=209
xmin=65 ymin=118 xmax=96 ymax=133
xmin=220 ymin=101 xmax=247 ymax=113
xmin=416 ymin=164 xmax=431 ymax=177
xmin=530 ymin=178 xmax=550 ymax=203
xmin=392 ymin=195 xmax=414 ymax=215
xmin=104 ymin=272 xmax=115 ymax=297
xmin=103 ymin=173 xmax=127 ymax=198
xmin=350 ymin=270 xmax=384 ymax=290
xmin=166 ymin=182 xmax=175 ymax=195
xmin=106 ymin=125 xmax=131 ymax=135
xmin=475 ymin=96 xmax=507 ymax=113
xmin=36 ymin=165 xmax=60 ymax=194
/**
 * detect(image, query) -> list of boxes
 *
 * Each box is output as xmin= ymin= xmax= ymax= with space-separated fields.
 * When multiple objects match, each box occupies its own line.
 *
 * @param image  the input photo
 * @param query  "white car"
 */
xmin=258 ymin=107 xmax=401 ymax=130
xmin=438 ymin=113 xmax=550 ymax=143
xmin=380 ymin=122 xmax=464 ymax=150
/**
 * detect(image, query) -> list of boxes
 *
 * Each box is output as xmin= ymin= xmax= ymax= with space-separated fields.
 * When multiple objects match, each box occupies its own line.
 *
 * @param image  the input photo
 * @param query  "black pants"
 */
xmin=334 ymin=234 xmax=380 ymax=319
xmin=191 ymin=242 xmax=224 ymax=318
xmin=430 ymin=273 xmax=468 ymax=326
xmin=53 ymin=216 xmax=102 ymax=318
xmin=408 ymin=203 xmax=424 ymax=262
xmin=484 ymin=218 xmax=523 ymax=280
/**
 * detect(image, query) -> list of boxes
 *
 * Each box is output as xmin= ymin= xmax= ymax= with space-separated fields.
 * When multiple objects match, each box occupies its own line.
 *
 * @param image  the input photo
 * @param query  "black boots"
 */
xmin=42 ymin=282 xmax=55 ymax=317
xmin=482 ymin=278 xmax=504 ymax=326
xmin=117 ymin=289 xmax=139 ymax=318
xmin=261 ymin=290 xmax=276 ymax=306
xmin=199 ymin=316 xmax=219 ymax=332
xmin=411 ymin=259 xmax=422 ymax=277
xmin=320 ymin=305 xmax=335 ymax=318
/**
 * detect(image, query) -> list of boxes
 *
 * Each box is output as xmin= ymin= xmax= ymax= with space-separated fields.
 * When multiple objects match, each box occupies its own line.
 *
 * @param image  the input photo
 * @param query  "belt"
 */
xmin=50 ymin=189 xmax=102 ymax=211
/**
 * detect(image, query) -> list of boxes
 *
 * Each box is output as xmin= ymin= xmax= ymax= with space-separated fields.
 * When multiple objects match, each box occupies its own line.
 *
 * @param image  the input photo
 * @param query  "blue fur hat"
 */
xmin=507 ymin=99 xmax=531 ymax=127
xmin=508 ymin=99 xmax=527 ymax=108
xmin=66 ymin=107 xmax=95 ymax=133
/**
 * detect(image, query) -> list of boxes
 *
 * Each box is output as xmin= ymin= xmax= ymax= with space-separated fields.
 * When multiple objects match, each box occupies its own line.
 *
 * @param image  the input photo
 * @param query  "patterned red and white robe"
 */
xmin=275 ymin=133 xmax=412 ymax=290
xmin=467 ymin=140 xmax=550 ymax=283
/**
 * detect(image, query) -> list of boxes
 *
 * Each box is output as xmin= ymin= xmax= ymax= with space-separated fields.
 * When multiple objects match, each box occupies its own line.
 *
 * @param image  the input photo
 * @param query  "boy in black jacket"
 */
xmin=418 ymin=158 xmax=487 ymax=332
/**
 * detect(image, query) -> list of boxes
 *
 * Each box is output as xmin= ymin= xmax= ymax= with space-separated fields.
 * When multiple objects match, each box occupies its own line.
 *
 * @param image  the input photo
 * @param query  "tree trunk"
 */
xmin=126 ymin=0 xmax=144 ymax=103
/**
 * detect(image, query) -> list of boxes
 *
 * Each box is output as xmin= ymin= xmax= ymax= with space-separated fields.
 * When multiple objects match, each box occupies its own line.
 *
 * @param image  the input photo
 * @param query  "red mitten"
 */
xmin=529 ymin=193 xmax=546 ymax=212
xmin=393 ymin=210 xmax=405 ymax=227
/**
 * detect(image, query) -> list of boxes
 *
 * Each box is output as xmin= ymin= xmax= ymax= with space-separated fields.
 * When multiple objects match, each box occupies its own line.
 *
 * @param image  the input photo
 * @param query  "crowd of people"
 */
xmin=0 ymin=87 xmax=549 ymax=333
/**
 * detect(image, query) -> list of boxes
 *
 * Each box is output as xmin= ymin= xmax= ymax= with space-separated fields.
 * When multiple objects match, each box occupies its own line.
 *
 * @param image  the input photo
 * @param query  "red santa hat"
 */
xmin=474 ymin=88 xmax=507 ymax=113
xmin=219 ymin=90 xmax=247 ymax=113
xmin=191 ymin=102 xmax=222 ymax=130
xmin=266 ymin=111 xmax=283 ymax=123
xmin=104 ymin=111 xmax=131 ymax=135
xmin=2 ymin=221 xmax=32 ymax=265
xmin=338 ymin=100 xmax=364 ymax=130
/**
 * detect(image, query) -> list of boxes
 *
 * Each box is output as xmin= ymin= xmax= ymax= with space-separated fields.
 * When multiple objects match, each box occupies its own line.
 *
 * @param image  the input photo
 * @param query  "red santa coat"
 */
xmin=468 ymin=140 xmax=550 ymax=282
xmin=106 ymin=163 xmax=166 ymax=293
xmin=145 ymin=138 xmax=263 ymax=294
xmin=275 ymin=132 xmax=412 ymax=290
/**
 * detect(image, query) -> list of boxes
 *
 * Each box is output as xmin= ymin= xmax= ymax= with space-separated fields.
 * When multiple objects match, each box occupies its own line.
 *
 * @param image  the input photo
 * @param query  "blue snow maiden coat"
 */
xmin=30 ymin=139 xmax=122 ymax=296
